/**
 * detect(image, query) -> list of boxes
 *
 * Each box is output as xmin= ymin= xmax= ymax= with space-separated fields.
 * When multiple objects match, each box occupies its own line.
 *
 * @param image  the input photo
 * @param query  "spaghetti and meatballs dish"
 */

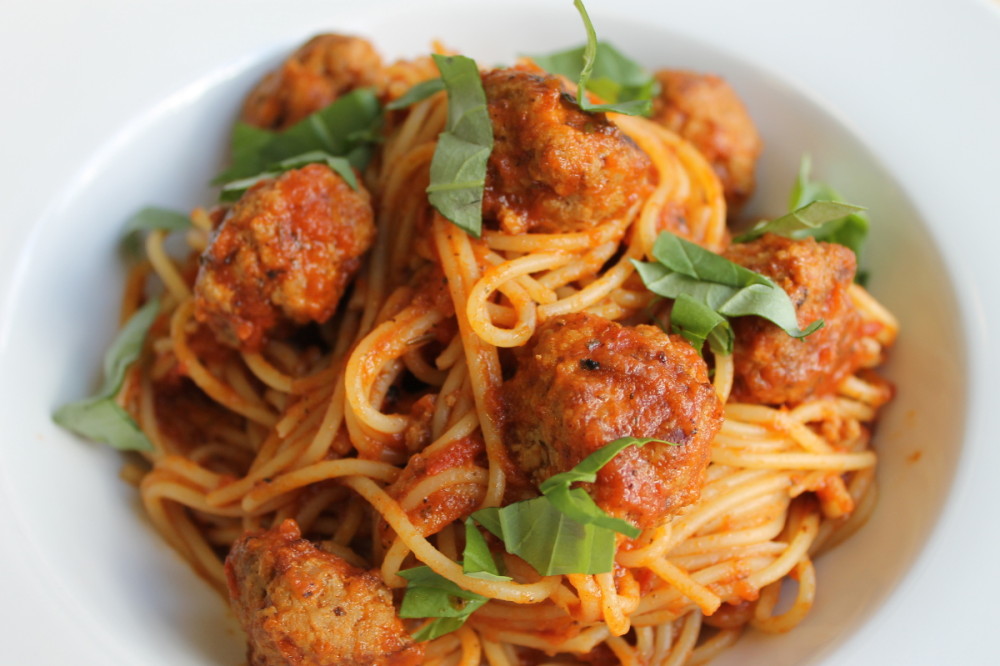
xmin=56 ymin=4 xmax=899 ymax=665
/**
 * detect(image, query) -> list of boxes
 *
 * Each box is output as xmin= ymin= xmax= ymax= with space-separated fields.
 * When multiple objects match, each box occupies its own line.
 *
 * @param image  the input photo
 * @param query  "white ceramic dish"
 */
xmin=2 ymin=0 xmax=998 ymax=664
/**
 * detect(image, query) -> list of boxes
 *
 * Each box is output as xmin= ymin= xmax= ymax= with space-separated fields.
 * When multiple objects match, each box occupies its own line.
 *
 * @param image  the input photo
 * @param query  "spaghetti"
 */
xmin=97 ymin=29 xmax=897 ymax=666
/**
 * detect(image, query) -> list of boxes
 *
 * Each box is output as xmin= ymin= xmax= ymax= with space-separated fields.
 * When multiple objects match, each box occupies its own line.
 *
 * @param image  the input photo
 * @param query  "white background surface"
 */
xmin=1 ymin=0 xmax=998 ymax=664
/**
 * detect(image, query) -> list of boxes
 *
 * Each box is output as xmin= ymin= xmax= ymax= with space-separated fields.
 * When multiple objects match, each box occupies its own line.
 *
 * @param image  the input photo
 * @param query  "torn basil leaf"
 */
xmin=121 ymin=207 xmax=193 ymax=257
xmin=732 ymin=200 xmax=867 ymax=245
xmin=632 ymin=232 xmax=823 ymax=355
xmin=462 ymin=519 xmax=511 ymax=582
xmin=669 ymin=293 xmax=733 ymax=354
xmin=732 ymin=157 xmax=870 ymax=283
xmin=538 ymin=437 xmax=668 ymax=538
xmin=539 ymin=437 xmax=668 ymax=492
xmin=560 ymin=0 xmax=654 ymax=116
xmin=385 ymin=77 xmax=445 ymax=110
xmin=53 ymin=298 xmax=160 ymax=451
xmin=532 ymin=42 xmax=656 ymax=111
xmin=425 ymin=54 xmax=493 ymax=237
xmin=400 ymin=438 xmax=656 ymax=638
xmin=218 ymin=150 xmax=357 ymax=202
xmin=398 ymin=565 xmax=489 ymax=642
xmin=787 ymin=156 xmax=870 ymax=259
xmin=213 ymin=88 xmax=382 ymax=190
xmin=468 ymin=437 xmax=656 ymax=574
xmin=471 ymin=498 xmax=618 ymax=575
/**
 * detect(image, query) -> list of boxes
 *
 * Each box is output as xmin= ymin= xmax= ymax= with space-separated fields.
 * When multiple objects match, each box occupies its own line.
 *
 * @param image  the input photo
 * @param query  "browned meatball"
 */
xmin=651 ymin=70 xmax=762 ymax=215
xmin=242 ymin=34 xmax=385 ymax=130
xmin=501 ymin=312 xmax=723 ymax=529
xmin=724 ymin=234 xmax=863 ymax=405
xmin=225 ymin=519 xmax=423 ymax=666
xmin=194 ymin=164 xmax=375 ymax=351
xmin=482 ymin=66 xmax=655 ymax=235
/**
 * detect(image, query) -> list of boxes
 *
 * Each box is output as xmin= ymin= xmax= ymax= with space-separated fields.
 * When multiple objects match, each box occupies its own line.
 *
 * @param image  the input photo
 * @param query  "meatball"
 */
xmin=501 ymin=312 xmax=723 ymax=528
xmin=482 ymin=67 xmax=655 ymax=235
xmin=723 ymin=234 xmax=863 ymax=405
xmin=194 ymin=164 xmax=375 ymax=351
xmin=651 ymin=70 xmax=762 ymax=215
xmin=242 ymin=34 xmax=385 ymax=130
xmin=225 ymin=519 xmax=423 ymax=666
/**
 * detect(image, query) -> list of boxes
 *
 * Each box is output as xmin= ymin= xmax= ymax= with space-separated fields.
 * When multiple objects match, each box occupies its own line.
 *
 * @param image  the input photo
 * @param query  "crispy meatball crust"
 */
xmin=225 ymin=519 xmax=423 ymax=666
xmin=501 ymin=312 xmax=723 ymax=528
xmin=194 ymin=164 xmax=375 ymax=351
xmin=723 ymin=234 xmax=863 ymax=405
xmin=242 ymin=34 xmax=385 ymax=130
xmin=651 ymin=70 xmax=762 ymax=215
xmin=482 ymin=67 xmax=654 ymax=235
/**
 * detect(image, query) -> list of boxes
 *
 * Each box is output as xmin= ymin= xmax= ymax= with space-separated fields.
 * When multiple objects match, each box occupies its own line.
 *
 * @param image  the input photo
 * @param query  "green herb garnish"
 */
xmin=667 ymin=293 xmax=733 ymax=357
xmin=461 ymin=520 xmax=512 ymax=582
xmin=218 ymin=150 xmax=357 ymax=202
xmin=53 ymin=298 xmax=160 ymax=451
xmin=732 ymin=200 xmax=866 ymax=245
xmin=397 ymin=519 xmax=507 ymax=641
xmin=732 ymin=157 xmax=871 ymax=283
xmin=735 ymin=156 xmax=870 ymax=258
xmin=120 ymin=207 xmax=193 ymax=257
xmin=632 ymin=232 xmax=823 ymax=355
xmin=213 ymin=88 xmax=382 ymax=197
xmin=469 ymin=436 xmax=664 ymax=575
xmin=385 ymin=77 xmax=445 ymax=110
xmin=398 ymin=437 xmax=663 ymax=640
xmin=788 ymin=156 xmax=870 ymax=259
xmin=425 ymin=54 xmax=494 ymax=237
xmin=531 ymin=0 xmax=655 ymax=116
xmin=398 ymin=565 xmax=491 ymax=642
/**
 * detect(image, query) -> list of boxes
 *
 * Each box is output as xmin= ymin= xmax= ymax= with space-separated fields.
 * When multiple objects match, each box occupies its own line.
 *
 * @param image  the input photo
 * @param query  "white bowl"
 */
xmin=1 ymin=1 xmax=997 ymax=664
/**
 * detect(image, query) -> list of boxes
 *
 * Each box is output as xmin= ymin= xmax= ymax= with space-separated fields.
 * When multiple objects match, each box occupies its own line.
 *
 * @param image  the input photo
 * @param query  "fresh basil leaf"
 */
xmin=532 ymin=43 xmax=655 ymax=116
xmin=462 ymin=519 xmax=511 ymax=581
xmin=651 ymin=232 xmax=770 ymax=290
xmin=385 ymin=77 xmax=445 ymax=110
xmin=538 ymin=437 xmax=667 ymax=539
xmin=226 ymin=124 xmax=274 ymax=180
xmin=539 ymin=436 xmax=667 ymax=491
xmin=669 ymin=293 xmax=734 ymax=355
xmin=411 ymin=617 xmax=466 ymax=643
xmin=122 ymin=207 xmax=192 ymax=236
xmin=471 ymin=498 xmax=618 ymax=575
xmin=218 ymin=151 xmax=357 ymax=203
xmin=213 ymin=88 xmax=383 ymax=186
xmin=398 ymin=565 xmax=489 ymax=642
xmin=733 ymin=200 xmax=866 ymax=244
xmin=121 ymin=207 xmax=193 ymax=257
xmin=53 ymin=298 xmax=159 ymax=451
xmin=531 ymin=42 xmax=656 ymax=109
xmin=425 ymin=54 xmax=493 ymax=237
xmin=566 ymin=0 xmax=653 ymax=116
xmin=787 ymin=156 xmax=870 ymax=259
xmin=466 ymin=437 xmax=666 ymax=574
xmin=543 ymin=486 xmax=641 ymax=539
xmin=632 ymin=232 xmax=824 ymax=346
